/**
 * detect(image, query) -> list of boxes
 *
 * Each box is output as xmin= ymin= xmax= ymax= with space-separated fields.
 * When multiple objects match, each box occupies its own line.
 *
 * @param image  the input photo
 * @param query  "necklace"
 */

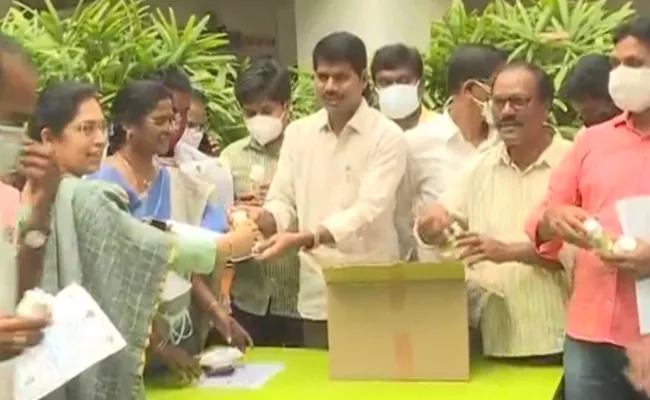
xmin=115 ymin=152 xmax=156 ymax=193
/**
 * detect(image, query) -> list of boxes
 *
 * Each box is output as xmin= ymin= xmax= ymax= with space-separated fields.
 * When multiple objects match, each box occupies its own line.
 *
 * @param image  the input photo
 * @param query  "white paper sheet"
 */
xmin=616 ymin=196 xmax=650 ymax=334
xmin=15 ymin=284 xmax=127 ymax=400
xmin=197 ymin=363 xmax=285 ymax=390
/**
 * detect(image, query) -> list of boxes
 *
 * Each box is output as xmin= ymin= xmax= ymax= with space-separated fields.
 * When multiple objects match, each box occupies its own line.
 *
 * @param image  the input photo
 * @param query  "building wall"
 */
xmin=144 ymin=0 xmax=647 ymax=68
xmin=7 ymin=0 xmax=643 ymax=67
xmin=293 ymin=0 xmax=451 ymax=68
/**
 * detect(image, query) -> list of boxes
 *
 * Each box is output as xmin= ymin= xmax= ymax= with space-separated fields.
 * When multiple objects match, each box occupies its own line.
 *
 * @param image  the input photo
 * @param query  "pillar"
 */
xmin=293 ymin=0 xmax=453 ymax=69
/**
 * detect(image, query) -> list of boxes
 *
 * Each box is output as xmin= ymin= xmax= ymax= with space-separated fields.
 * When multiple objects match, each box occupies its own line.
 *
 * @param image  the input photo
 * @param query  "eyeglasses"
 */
xmin=72 ymin=121 xmax=109 ymax=137
xmin=491 ymin=96 xmax=533 ymax=111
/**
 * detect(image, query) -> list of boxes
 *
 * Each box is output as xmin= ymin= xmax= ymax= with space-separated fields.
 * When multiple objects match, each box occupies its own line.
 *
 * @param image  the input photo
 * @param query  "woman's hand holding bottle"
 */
xmin=221 ymin=219 xmax=259 ymax=259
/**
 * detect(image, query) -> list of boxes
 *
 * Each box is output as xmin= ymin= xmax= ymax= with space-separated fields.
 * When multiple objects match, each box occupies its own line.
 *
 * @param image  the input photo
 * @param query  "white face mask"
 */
xmin=246 ymin=115 xmax=284 ymax=146
xmin=179 ymin=126 xmax=204 ymax=149
xmin=468 ymin=81 xmax=495 ymax=127
xmin=377 ymin=83 xmax=420 ymax=120
xmin=0 ymin=124 xmax=25 ymax=177
xmin=473 ymin=98 xmax=495 ymax=127
xmin=609 ymin=65 xmax=650 ymax=113
xmin=160 ymin=271 xmax=194 ymax=345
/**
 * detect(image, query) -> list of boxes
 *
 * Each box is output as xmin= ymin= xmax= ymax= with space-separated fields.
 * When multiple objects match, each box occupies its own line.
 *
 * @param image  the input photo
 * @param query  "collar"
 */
xmin=318 ymin=98 xmax=371 ymax=134
xmin=496 ymin=128 xmax=566 ymax=170
xmin=439 ymin=109 xmax=460 ymax=141
xmin=440 ymin=108 xmax=499 ymax=147
xmin=419 ymin=107 xmax=437 ymax=124
xmin=612 ymin=112 xmax=650 ymax=138
xmin=612 ymin=112 xmax=630 ymax=129
xmin=244 ymin=134 xmax=283 ymax=155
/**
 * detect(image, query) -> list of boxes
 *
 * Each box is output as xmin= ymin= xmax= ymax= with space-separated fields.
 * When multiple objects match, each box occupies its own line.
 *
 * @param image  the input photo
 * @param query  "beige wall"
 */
xmin=145 ymin=0 xmax=454 ymax=67
xmin=145 ymin=0 xmax=650 ymax=68
xmin=148 ymin=0 xmax=292 ymax=61
xmin=293 ymin=0 xmax=451 ymax=68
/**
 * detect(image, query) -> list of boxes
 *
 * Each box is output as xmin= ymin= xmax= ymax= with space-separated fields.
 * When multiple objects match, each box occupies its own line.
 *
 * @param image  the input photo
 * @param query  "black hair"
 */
xmin=614 ymin=16 xmax=650 ymax=45
xmin=561 ymin=54 xmax=613 ymax=102
xmin=446 ymin=44 xmax=508 ymax=95
xmin=312 ymin=31 xmax=367 ymax=77
xmin=0 ymin=33 xmax=34 ymax=92
xmin=370 ymin=43 xmax=423 ymax=81
xmin=492 ymin=60 xmax=555 ymax=107
xmin=191 ymin=87 xmax=208 ymax=105
xmin=28 ymin=81 xmax=98 ymax=141
xmin=107 ymin=80 xmax=172 ymax=154
xmin=146 ymin=65 xmax=192 ymax=94
xmin=235 ymin=56 xmax=292 ymax=105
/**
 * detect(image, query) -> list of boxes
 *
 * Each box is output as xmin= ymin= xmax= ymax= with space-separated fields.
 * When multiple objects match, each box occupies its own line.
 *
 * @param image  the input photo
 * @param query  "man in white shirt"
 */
xmin=0 ymin=33 xmax=57 ymax=399
xmin=406 ymin=44 xmax=508 ymax=260
xmin=246 ymin=32 xmax=407 ymax=348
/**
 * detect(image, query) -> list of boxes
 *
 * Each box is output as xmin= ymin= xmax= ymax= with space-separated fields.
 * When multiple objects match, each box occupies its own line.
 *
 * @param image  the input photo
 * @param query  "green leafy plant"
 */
xmin=290 ymin=71 xmax=320 ymax=120
xmin=423 ymin=0 xmax=635 ymax=135
xmin=2 ymin=0 xmax=244 ymax=143
xmin=1 ymin=0 xmax=636 ymax=141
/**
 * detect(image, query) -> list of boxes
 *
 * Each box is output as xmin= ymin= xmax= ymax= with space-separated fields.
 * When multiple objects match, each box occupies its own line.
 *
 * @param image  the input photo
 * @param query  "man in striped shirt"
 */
xmin=221 ymin=57 xmax=303 ymax=347
xmin=416 ymin=61 xmax=574 ymax=359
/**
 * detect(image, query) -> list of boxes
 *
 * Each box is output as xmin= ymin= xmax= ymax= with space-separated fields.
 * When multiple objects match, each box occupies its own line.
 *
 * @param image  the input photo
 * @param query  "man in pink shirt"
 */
xmin=526 ymin=17 xmax=650 ymax=400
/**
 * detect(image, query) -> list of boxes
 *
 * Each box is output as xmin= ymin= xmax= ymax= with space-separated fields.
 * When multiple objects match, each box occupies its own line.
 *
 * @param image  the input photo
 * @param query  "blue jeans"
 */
xmin=564 ymin=336 xmax=648 ymax=400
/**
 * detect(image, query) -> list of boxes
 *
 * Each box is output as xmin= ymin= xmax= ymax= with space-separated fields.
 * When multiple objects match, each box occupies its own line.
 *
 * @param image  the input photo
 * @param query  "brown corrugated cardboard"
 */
xmin=323 ymin=261 xmax=469 ymax=381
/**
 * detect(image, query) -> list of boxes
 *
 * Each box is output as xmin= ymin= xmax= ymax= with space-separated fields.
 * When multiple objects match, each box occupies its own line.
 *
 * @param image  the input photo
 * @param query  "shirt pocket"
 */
xmin=339 ymin=161 xmax=363 ymax=209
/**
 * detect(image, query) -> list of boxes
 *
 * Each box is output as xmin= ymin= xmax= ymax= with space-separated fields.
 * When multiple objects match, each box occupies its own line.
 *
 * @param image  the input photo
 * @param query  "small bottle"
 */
xmin=16 ymin=288 xmax=54 ymax=319
xmin=583 ymin=218 xmax=613 ymax=252
xmin=441 ymin=221 xmax=466 ymax=261
xmin=613 ymin=236 xmax=637 ymax=254
xmin=231 ymin=210 xmax=250 ymax=230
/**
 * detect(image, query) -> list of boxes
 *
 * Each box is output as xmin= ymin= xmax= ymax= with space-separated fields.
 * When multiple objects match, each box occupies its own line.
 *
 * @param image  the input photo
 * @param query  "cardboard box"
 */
xmin=323 ymin=261 xmax=469 ymax=381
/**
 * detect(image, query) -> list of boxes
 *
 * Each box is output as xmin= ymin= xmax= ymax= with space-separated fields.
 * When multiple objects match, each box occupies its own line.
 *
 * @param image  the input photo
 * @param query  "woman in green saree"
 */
xmin=22 ymin=81 xmax=258 ymax=399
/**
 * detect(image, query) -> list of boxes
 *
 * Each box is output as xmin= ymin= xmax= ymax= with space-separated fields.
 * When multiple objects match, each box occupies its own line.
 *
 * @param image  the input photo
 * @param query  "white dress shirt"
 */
xmin=264 ymin=99 xmax=407 ymax=320
xmin=406 ymin=110 xmax=500 ymax=260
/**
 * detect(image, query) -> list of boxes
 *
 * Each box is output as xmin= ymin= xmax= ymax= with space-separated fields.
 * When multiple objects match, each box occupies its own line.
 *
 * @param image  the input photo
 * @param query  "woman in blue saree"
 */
xmin=88 ymin=80 xmax=252 ymax=383
xmin=22 ymin=80 xmax=258 ymax=399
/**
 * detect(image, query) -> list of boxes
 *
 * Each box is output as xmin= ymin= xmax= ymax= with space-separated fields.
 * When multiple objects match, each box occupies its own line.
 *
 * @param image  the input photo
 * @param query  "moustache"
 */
xmin=497 ymin=118 xmax=522 ymax=128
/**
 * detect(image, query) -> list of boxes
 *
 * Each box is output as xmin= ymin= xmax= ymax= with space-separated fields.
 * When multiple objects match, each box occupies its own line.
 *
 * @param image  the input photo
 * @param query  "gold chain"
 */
xmin=115 ymin=152 xmax=155 ymax=192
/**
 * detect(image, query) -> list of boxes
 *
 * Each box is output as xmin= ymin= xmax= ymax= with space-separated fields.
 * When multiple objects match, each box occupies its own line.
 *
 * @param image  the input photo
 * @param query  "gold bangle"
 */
xmin=218 ymin=236 xmax=234 ymax=260
xmin=307 ymin=229 xmax=320 ymax=249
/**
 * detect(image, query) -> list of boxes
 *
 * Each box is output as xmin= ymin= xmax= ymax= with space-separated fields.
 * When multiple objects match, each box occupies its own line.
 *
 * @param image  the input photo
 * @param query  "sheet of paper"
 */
xmin=616 ymin=196 xmax=650 ymax=334
xmin=197 ymin=363 xmax=285 ymax=390
xmin=15 ymin=284 xmax=127 ymax=400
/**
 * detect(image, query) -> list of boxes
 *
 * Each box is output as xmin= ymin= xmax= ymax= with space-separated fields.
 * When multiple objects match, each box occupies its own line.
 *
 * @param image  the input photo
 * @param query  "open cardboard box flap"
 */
xmin=322 ymin=261 xmax=465 ymax=284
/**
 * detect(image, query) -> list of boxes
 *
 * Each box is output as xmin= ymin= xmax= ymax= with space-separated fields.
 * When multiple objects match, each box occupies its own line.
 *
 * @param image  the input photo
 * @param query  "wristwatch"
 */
xmin=20 ymin=230 xmax=49 ymax=249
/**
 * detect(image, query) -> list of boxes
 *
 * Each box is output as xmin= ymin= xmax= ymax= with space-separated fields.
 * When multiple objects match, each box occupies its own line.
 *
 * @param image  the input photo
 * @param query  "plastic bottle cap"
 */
xmin=614 ymin=236 xmax=637 ymax=254
xmin=583 ymin=218 xmax=602 ymax=236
